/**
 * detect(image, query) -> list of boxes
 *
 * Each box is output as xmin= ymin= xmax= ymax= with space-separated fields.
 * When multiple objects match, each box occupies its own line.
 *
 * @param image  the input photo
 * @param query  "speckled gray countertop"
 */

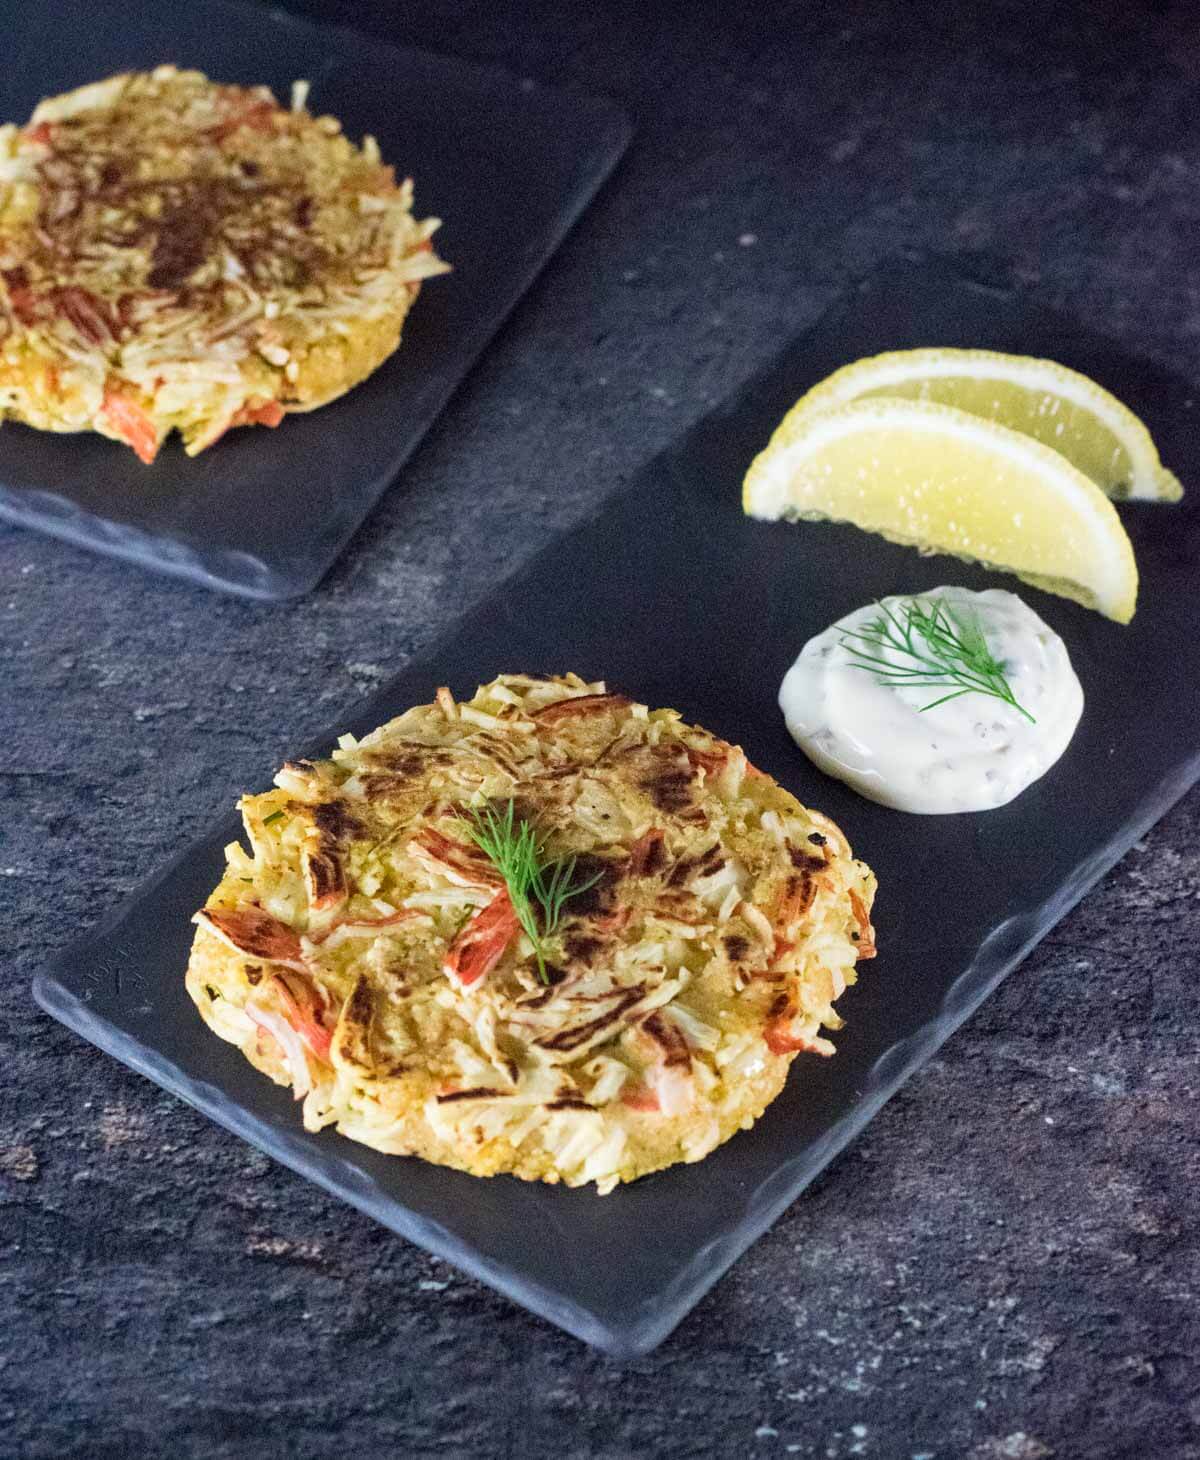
xmin=3 ymin=2 xmax=1199 ymax=1455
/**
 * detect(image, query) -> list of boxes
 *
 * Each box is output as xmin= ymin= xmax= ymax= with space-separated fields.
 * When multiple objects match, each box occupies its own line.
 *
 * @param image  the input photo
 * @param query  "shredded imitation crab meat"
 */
xmin=306 ymin=907 xmax=426 ymax=952
xmin=0 ymin=67 xmax=448 ymax=460
xmin=186 ymin=674 xmax=878 ymax=1192
xmin=204 ymin=786 xmax=871 ymax=1077
xmin=407 ymin=829 xmax=503 ymax=890
xmin=269 ymin=972 xmax=332 ymax=1060
xmin=627 ymin=827 xmax=666 ymax=877
xmin=100 ymin=388 xmax=159 ymax=464
xmin=531 ymin=692 xmax=632 ymax=723
xmin=627 ymin=1013 xmax=694 ymax=1115
xmin=194 ymin=907 xmax=335 ymax=1059
xmin=198 ymin=901 xmax=451 ymax=1051
xmin=848 ymin=890 xmax=877 ymax=960
xmin=443 ymin=891 xmax=522 ymax=989
xmin=763 ymin=1004 xmax=834 ymax=1057
xmin=246 ymin=1002 xmax=312 ymax=1097
xmin=193 ymin=905 xmax=307 ymax=971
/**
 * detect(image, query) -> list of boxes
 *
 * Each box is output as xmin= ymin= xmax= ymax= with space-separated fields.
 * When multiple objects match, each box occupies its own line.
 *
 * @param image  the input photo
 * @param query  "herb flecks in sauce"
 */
xmin=779 ymin=587 xmax=1084 ymax=814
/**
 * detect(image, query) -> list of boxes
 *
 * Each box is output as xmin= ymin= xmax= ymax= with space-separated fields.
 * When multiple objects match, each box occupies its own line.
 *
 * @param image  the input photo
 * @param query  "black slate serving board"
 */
xmin=34 ymin=257 xmax=1200 ymax=1355
xmin=0 ymin=0 xmax=629 ymax=598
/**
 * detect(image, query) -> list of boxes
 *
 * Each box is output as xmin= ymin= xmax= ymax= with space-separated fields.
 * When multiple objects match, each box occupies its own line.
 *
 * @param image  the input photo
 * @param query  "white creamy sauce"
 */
xmin=779 ymin=586 xmax=1083 ymax=814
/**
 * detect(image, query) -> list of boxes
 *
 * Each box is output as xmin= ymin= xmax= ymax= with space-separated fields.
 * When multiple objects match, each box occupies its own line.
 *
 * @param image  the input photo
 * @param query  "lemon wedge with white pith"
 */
xmin=743 ymin=397 xmax=1139 ymax=623
xmin=774 ymin=348 xmax=1182 ymax=502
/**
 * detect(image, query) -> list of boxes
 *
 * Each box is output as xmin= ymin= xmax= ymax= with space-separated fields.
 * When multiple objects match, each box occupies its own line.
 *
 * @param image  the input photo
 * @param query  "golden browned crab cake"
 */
xmin=186 ymin=675 xmax=877 ymax=1192
xmin=0 ymin=66 xmax=447 ymax=462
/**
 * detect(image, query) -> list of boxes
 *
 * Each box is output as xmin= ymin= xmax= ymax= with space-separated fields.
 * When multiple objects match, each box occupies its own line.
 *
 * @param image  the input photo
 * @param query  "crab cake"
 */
xmin=186 ymin=675 xmax=877 ymax=1192
xmin=0 ymin=67 xmax=447 ymax=462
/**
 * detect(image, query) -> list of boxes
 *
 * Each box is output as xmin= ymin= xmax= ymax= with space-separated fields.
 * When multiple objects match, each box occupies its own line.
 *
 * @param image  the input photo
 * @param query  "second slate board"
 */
xmin=34 ymin=256 xmax=1200 ymax=1354
xmin=0 ymin=0 xmax=629 ymax=598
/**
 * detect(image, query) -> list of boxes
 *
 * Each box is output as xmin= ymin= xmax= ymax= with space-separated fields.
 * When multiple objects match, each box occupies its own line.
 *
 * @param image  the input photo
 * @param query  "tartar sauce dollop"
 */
xmin=779 ymin=586 xmax=1083 ymax=814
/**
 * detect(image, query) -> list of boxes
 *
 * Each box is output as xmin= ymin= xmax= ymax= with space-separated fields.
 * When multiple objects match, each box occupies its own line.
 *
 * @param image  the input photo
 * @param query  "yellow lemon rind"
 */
xmin=772 ymin=347 xmax=1182 ymax=503
xmin=742 ymin=396 xmax=1139 ymax=624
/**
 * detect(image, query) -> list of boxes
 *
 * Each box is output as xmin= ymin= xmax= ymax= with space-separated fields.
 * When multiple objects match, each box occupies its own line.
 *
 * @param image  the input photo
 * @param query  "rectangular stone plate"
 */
xmin=33 ymin=257 xmax=1200 ymax=1354
xmin=0 ymin=0 xmax=629 ymax=598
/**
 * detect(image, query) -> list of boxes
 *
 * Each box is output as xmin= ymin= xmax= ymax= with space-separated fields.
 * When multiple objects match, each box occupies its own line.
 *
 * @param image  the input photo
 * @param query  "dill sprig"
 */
xmin=840 ymin=595 xmax=1035 ymax=724
xmin=462 ymin=801 xmax=601 ymax=983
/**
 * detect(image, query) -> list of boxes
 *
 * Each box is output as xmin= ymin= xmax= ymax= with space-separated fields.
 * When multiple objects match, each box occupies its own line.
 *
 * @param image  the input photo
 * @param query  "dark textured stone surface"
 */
xmin=3 ymin=1 xmax=1199 ymax=1455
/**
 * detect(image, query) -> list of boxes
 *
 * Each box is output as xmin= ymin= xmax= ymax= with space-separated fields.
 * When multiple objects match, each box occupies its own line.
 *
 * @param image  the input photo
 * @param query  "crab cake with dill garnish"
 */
xmin=186 ymin=674 xmax=877 ymax=1192
xmin=0 ymin=66 xmax=447 ymax=462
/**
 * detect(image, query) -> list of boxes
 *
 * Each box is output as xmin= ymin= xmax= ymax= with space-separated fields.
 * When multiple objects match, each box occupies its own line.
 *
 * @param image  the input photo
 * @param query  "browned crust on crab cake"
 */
xmin=185 ymin=674 xmax=877 ymax=1192
xmin=0 ymin=66 xmax=447 ymax=461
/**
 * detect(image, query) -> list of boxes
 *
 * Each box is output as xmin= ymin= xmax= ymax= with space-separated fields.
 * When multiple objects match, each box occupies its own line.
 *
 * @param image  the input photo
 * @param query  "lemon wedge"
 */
xmin=743 ymin=397 xmax=1139 ymax=622
xmin=774 ymin=348 xmax=1181 ymax=502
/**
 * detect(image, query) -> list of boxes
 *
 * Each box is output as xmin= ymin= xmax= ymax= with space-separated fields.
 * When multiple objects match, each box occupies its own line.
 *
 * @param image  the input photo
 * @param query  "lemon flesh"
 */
xmin=775 ymin=348 xmax=1182 ymax=502
xmin=743 ymin=397 xmax=1139 ymax=623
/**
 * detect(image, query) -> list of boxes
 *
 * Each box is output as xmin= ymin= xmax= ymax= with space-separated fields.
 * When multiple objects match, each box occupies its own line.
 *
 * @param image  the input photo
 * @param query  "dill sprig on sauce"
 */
xmin=840 ymin=595 xmax=1035 ymax=724
xmin=462 ymin=801 xmax=601 ymax=983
